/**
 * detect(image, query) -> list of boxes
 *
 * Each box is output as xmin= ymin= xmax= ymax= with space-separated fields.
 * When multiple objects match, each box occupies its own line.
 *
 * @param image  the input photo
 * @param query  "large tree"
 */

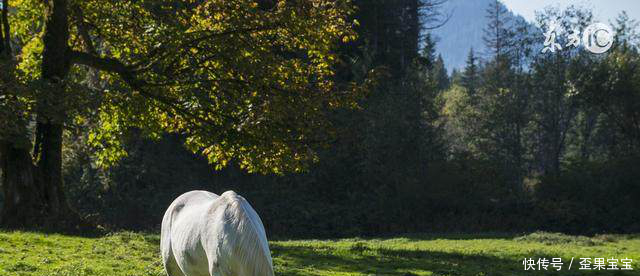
xmin=0 ymin=0 xmax=359 ymax=228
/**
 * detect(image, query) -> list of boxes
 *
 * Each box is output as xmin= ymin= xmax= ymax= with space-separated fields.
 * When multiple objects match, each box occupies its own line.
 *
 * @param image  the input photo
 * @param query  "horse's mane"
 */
xmin=220 ymin=191 xmax=274 ymax=276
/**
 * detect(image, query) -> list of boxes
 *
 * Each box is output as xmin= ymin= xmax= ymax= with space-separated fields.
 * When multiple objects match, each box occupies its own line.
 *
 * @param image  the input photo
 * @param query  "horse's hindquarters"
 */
xmin=170 ymin=220 xmax=211 ymax=276
xmin=162 ymin=191 xmax=220 ymax=276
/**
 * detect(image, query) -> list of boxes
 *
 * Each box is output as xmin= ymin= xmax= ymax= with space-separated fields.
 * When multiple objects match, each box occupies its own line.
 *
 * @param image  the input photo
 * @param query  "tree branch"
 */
xmin=70 ymin=50 xmax=143 ymax=88
xmin=69 ymin=50 xmax=232 ymax=134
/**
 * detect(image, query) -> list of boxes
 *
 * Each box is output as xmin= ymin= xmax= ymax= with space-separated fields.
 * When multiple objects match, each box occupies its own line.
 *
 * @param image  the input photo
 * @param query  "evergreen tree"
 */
xmin=347 ymin=0 xmax=446 ymax=226
xmin=461 ymin=48 xmax=479 ymax=95
xmin=613 ymin=11 xmax=640 ymax=49
xmin=450 ymin=68 xmax=462 ymax=85
xmin=422 ymin=32 xmax=437 ymax=69
xmin=433 ymin=54 xmax=450 ymax=91
xmin=467 ymin=0 xmax=528 ymax=194
xmin=483 ymin=0 xmax=515 ymax=62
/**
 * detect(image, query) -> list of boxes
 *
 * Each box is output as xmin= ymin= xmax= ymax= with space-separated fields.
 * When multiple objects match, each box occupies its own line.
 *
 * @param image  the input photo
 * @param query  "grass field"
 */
xmin=0 ymin=231 xmax=638 ymax=276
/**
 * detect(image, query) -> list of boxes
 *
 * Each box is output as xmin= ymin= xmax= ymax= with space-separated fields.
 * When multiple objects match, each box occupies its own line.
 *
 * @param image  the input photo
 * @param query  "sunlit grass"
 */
xmin=0 ymin=231 xmax=638 ymax=276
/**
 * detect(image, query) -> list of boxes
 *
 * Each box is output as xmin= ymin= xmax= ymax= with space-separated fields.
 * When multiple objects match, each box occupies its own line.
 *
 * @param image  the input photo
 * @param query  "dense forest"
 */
xmin=1 ymin=0 xmax=639 ymax=237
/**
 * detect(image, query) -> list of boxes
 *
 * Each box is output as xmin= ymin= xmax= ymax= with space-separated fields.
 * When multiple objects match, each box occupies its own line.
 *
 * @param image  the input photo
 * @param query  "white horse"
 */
xmin=161 ymin=190 xmax=274 ymax=276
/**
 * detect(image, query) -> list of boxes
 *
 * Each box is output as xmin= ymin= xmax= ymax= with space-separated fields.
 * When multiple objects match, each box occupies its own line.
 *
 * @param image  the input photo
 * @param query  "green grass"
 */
xmin=0 ymin=231 xmax=638 ymax=276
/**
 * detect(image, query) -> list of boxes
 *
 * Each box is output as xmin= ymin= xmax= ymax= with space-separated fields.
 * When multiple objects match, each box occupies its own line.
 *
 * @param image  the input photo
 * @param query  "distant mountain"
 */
xmin=428 ymin=0 xmax=534 ymax=73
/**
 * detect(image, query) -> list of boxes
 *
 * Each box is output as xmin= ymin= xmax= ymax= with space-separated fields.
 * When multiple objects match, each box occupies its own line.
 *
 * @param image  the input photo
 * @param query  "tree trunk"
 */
xmin=0 ymin=142 xmax=42 ymax=227
xmin=34 ymin=0 xmax=75 ymax=226
xmin=35 ymin=122 xmax=67 ymax=217
xmin=0 ymin=125 xmax=78 ymax=229
xmin=0 ymin=128 xmax=80 ymax=229
xmin=1 ymin=0 xmax=11 ymax=56
xmin=1 ymin=0 xmax=85 ymax=230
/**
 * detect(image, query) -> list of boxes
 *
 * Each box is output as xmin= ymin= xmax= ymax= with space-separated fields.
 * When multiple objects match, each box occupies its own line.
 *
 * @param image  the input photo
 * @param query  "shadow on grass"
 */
xmin=377 ymin=232 xmax=519 ymax=242
xmin=271 ymin=244 xmax=518 ymax=276
xmin=270 ymin=243 xmax=632 ymax=276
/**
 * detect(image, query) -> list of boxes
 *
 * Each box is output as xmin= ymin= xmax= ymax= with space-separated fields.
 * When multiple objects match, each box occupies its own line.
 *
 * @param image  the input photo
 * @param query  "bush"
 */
xmin=534 ymin=157 xmax=640 ymax=234
xmin=515 ymin=231 xmax=603 ymax=246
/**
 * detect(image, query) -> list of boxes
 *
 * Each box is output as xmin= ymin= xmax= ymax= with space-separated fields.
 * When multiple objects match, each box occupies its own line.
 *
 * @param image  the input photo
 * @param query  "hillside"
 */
xmin=429 ymin=0 xmax=534 ymax=72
